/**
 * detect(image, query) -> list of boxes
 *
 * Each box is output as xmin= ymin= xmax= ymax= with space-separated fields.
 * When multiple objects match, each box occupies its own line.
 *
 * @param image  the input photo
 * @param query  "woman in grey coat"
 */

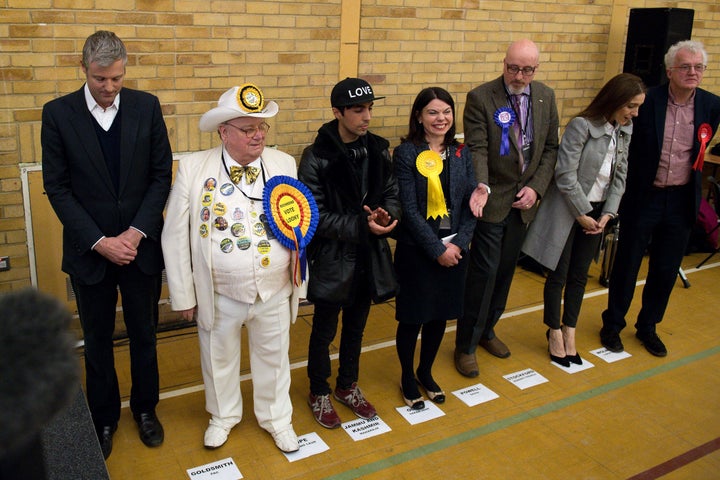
xmin=522 ymin=73 xmax=646 ymax=366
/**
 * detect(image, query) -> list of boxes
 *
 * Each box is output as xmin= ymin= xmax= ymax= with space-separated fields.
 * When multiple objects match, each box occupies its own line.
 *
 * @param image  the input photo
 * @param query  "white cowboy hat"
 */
xmin=199 ymin=84 xmax=279 ymax=132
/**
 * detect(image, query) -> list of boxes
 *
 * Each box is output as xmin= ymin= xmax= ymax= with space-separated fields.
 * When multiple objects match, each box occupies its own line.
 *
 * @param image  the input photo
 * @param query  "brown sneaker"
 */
xmin=479 ymin=336 xmax=511 ymax=358
xmin=308 ymin=393 xmax=341 ymax=429
xmin=454 ymin=349 xmax=479 ymax=377
xmin=333 ymin=383 xmax=377 ymax=419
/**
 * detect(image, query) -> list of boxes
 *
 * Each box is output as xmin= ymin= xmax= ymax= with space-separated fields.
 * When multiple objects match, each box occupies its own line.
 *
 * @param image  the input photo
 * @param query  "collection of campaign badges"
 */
xmin=199 ymin=176 xmax=275 ymax=267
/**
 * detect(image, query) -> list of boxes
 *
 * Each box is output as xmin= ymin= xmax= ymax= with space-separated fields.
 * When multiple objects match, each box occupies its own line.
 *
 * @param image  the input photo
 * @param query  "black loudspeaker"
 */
xmin=623 ymin=8 xmax=694 ymax=88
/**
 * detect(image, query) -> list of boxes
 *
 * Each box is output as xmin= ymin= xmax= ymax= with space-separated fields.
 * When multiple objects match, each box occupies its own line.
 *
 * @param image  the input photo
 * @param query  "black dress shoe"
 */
xmin=97 ymin=424 xmax=117 ymax=460
xmin=600 ymin=327 xmax=624 ymax=352
xmin=636 ymin=331 xmax=667 ymax=357
xmin=133 ymin=411 xmax=164 ymax=447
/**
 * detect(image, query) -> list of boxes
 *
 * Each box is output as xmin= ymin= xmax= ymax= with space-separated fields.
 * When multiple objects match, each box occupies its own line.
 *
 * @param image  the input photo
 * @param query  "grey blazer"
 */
xmin=522 ymin=116 xmax=632 ymax=270
xmin=463 ymin=76 xmax=559 ymax=223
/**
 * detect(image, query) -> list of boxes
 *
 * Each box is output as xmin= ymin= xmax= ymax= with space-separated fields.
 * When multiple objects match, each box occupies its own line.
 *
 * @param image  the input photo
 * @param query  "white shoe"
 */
xmin=204 ymin=423 xmax=231 ymax=449
xmin=271 ymin=426 xmax=299 ymax=453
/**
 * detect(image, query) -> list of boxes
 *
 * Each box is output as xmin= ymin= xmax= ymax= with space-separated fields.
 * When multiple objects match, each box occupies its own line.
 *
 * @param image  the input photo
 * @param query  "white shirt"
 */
xmin=587 ymin=122 xmax=619 ymax=202
xmin=83 ymin=84 xmax=119 ymax=131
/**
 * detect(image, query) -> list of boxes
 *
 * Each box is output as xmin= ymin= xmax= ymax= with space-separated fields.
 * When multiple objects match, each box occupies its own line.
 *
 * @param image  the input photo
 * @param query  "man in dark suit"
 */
xmin=454 ymin=39 xmax=559 ymax=377
xmin=42 ymin=30 xmax=172 ymax=459
xmin=600 ymin=40 xmax=720 ymax=357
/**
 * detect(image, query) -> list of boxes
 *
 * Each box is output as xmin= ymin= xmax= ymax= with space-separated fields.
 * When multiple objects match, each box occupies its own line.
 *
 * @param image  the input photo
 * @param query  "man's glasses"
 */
xmin=671 ymin=64 xmax=707 ymax=73
xmin=506 ymin=64 xmax=537 ymax=76
xmin=224 ymin=122 xmax=271 ymax=137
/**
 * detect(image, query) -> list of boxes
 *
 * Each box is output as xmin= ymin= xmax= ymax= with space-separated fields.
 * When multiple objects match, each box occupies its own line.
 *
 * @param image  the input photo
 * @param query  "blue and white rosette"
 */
xmin=494 ymin=106 xmax=516 ymax=156
xmin=262 ymin=176 xmax=319 ymax=284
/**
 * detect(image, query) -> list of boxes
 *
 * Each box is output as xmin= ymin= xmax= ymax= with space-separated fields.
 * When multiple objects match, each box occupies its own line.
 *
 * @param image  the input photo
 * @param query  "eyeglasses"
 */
xmin=671 ymin=64 xmax=707 ymax=73
xmin=506 ymin=64 xmax=537 ymax=76
xmin=224 ymin=121 xmax=271 ymax=137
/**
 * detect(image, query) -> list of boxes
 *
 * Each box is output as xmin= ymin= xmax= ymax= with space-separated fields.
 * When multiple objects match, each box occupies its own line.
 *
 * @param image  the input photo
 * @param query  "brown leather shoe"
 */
xmin=479 ymin=336 xmax=511 ymax=358
xmin=454 ymin=349 xmax=479 ymax=378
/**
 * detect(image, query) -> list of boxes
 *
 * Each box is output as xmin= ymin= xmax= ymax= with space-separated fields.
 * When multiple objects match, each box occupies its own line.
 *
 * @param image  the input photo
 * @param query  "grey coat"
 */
xmin=522 ymin=116 xmax=632 ymax=270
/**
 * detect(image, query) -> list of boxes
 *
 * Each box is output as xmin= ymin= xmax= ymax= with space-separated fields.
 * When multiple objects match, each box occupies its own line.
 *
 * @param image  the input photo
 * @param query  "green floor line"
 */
xmin=323 ymin=345 xmax=720 ymax=480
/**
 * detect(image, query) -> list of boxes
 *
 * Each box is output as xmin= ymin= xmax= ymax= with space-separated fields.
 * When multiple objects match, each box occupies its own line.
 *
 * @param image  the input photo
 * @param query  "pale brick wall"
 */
xmin=1 ymin=0 xmax=719 ymax=290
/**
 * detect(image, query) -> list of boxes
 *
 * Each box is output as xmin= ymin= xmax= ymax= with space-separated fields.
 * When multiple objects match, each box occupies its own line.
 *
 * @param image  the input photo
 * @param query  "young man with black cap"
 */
xmin=298 ymin=78 xmax=401 ymax=428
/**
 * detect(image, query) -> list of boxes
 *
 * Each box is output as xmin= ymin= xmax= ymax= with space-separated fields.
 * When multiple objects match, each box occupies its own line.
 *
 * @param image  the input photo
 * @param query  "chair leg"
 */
xmin=678 ymin=268 xmax=691 ymax=289
xmin=697 ymin=249 xmax=719 ymax=268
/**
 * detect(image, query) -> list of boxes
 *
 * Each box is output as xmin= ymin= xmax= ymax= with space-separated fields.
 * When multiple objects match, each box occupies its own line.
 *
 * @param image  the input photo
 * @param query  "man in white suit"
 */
xmin=162 ymin=85 xmax=304 ymax=453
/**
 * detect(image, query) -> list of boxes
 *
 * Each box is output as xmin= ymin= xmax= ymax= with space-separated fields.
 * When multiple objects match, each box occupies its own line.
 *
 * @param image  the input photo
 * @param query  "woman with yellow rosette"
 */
xmin=392 ymin=87 xmax=476 ymax=409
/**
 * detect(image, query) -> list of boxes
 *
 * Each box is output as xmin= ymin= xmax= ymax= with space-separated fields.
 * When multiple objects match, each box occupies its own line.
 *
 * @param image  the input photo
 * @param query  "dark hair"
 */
xmin=402 ymin=87 xmax=457 ymax=146
xmin=577 ymin=73 xmax=646 ymax=122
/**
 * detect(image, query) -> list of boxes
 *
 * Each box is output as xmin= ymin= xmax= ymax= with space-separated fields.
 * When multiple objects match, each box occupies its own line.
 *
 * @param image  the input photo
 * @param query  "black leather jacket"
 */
xmin=298 ymin=119 xmax=401 ymax=304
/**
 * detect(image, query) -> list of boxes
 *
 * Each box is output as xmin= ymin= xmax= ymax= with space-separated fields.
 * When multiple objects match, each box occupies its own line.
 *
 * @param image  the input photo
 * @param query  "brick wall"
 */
xmin=1 ymin=0 xmax=719 ymax=290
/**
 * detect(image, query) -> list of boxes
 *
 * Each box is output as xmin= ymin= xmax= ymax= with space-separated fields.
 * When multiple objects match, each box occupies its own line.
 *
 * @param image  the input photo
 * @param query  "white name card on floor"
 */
xmin=503 ymin=368 xmax=548 ymax=390
xmin=187 ymin=457 xmax=242 ymax=480
xmin=396 ymin=400 xmax=445 ymax=424
xmin=590 ymin=347 xmax=632 ymax=363
xmin=551 ymin=357 xmax=595 ymax=373
xmin=452 ymin=383 xmax=500 ymax=407
xmin=283 ymin=432 xmax=329 ymax=462
xmin=342 ymin=416 xmax=392 ymax=441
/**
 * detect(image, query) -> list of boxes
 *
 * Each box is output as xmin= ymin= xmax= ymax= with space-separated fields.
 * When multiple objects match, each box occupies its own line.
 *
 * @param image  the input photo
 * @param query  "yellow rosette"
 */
xmin=416 ymin=150 xmax=448 ymax=220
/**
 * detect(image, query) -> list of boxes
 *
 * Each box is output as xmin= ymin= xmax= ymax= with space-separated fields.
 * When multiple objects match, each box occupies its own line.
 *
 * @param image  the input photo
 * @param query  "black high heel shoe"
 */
xmin=566 ymin=353 xmax=583 ymax=365
xmin=546 ymin=329 xmax=570 ymax=368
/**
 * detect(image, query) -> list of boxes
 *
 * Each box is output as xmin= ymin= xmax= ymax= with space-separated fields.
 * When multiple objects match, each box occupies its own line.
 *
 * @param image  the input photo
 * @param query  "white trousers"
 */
xmin=198 ymin=291 xmax=293 ymax=434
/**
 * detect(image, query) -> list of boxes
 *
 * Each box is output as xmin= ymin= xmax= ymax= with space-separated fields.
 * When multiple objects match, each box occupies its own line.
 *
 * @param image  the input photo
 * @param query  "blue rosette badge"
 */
xmin=262 ymin=176 xmax=319 ymax=285
xmin=494 ymin=106 xmax=516 ymax=156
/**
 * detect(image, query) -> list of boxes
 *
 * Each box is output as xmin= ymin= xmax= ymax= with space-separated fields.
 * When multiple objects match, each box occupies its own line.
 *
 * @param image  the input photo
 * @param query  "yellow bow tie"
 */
xmin=229 ymin=165 xmax=260 ymax=185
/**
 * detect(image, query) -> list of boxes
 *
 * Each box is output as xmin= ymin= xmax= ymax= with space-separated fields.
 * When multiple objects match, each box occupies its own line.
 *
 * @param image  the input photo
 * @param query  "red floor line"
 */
xmin=626 ymin=437 xmax=720 ymax=480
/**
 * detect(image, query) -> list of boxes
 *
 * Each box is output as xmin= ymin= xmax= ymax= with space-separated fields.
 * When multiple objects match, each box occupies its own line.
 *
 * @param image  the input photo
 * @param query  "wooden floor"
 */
xmin=95 ymin=252 xmax=720 ymax=480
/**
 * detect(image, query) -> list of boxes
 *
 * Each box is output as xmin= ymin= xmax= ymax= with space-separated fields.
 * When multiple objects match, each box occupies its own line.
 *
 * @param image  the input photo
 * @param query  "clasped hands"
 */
xmin=94 ymin=228 xmax=143 ymax=266
xmin=576 ymin=214 xmax=612 ymax=235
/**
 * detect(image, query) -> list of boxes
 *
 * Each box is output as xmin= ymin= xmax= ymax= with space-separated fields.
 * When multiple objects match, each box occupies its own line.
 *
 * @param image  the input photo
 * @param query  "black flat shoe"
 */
xmin=133 ymin=411 xmax=164 ymax=447
xmin=399 ymin=385 xmax=425 ymax=410
xmin=97 ymin=424 xmax=117 ymax=460
xmin=416 ymin=378 xmax=445 ymax=404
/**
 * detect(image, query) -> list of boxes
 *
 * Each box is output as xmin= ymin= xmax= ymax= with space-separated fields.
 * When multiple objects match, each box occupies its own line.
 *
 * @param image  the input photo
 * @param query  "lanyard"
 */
xmin=504 ymin=86 xmax=531 ymax=141
xmin=221 ymin=151 xmax=266 ymax=202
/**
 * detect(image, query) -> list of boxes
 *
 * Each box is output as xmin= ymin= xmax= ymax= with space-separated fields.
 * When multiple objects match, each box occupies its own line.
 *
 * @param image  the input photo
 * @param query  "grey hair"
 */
xmin=82 ymin=30 xmax=127 ymax=68
xmin=664 ymin=40 xmax=708 ymax=68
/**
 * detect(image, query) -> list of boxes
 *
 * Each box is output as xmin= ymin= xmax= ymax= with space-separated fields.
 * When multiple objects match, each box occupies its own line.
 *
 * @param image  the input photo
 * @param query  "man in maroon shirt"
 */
xmin=600 ymin=40 xmax=720 ymax=356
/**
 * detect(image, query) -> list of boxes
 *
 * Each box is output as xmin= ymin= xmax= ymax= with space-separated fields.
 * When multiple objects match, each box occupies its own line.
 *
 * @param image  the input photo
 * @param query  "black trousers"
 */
xmin=456 ymin=209 xmax=526 ymax=353
xmin=72 ymin=261 xmax=161 ymax=427
xmin=543 ymin=203 xmax=604 ymax=329
xmin=307 ymin=275 xmax=371 ymax=395
xmin=602 ymin=186 xmax=694 ymax=334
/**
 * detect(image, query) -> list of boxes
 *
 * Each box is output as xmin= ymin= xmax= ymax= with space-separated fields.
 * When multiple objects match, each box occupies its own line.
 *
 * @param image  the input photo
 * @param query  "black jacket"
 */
xmin=298 ymin=119 xmax=401 ymax=304
xmin=621 ymin=85 xmax=720 ymax=225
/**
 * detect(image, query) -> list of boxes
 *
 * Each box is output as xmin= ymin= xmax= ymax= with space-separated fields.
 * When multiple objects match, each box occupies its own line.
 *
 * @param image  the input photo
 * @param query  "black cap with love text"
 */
xmin=330 ymin=77 xmax=385 ymax=107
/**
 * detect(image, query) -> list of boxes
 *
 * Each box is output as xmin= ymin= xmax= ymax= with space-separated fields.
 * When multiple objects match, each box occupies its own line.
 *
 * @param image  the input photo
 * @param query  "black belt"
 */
xmin=651 ymin=184 xmax=689 ymax=192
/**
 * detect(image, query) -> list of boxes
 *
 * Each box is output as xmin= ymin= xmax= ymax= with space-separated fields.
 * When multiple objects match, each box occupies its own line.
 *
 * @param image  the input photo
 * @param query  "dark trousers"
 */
xmin=456 ymin=209 xmax=526 ymax=353
xmin=72 ymin=261 xmax=161 ymax=427
xmin=307 ymin=279 xmax=371 ymax=395
xmin=544 ymin=203 xmax=604 ymax=329
xmin=602 ymin=186 xmax=693 ymax=334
